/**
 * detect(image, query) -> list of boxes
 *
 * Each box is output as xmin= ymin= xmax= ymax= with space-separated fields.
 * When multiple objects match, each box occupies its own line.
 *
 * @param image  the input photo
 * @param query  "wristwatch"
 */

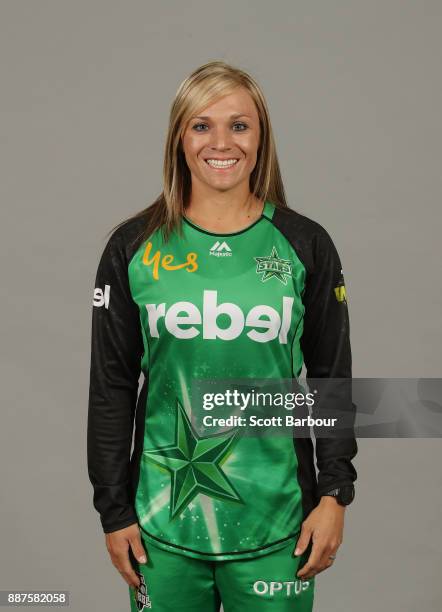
xmin=322 ymin=485 xmax=355 ymax=506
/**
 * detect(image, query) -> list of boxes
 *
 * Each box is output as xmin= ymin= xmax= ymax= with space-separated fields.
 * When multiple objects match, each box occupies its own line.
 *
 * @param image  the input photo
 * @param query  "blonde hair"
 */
xmin=109 ymin=60 xmax=289 ymax=244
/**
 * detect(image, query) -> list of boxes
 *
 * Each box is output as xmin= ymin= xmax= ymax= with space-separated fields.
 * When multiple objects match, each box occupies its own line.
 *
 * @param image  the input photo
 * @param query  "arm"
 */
xmin=87 ymin=227 xmax=144 ymax=534
xmin=301 ymin=226 xmax=357 ymax=496
xmin=295 ymin=226 xmax=357 ymax=579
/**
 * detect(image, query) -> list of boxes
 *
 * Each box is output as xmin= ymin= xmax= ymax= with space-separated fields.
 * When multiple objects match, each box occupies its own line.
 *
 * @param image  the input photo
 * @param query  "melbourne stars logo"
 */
xmin=254 ymin=246 xmax=293 ymax=285
xmin=143 ymin=399 xmax=244 ymax=519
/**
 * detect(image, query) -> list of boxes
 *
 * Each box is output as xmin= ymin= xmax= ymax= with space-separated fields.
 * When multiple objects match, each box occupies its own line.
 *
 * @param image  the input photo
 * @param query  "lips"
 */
xmin=204 ymin=158 xmax=240 ymax=170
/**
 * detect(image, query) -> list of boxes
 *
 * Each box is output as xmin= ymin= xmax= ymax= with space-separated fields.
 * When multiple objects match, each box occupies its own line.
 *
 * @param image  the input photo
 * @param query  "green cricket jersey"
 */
xmin=87 ymin=200 xmax=357 ymax=561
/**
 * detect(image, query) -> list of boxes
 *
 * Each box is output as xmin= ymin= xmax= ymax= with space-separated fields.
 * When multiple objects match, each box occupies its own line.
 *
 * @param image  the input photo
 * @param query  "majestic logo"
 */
xmin=144 ymin=290 xmax=294 ymax=344
xmin=134 ymin=572 xmax=151 ymax=610
xmin=209 ymin=241 xmax=232 ymax=257
xmin=144 ymin=398 xmax=243 ymax=519
xmin=255 ymin=247 xmax=292 ymax=285
xmin=93 ymin=284 xmax=110 ymax=309
xmin=142 ymin=241 xmax=198 ymax=281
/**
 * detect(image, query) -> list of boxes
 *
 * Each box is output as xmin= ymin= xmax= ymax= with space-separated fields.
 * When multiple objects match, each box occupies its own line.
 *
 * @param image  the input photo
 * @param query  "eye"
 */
xmin=191 ymin=122 xmax=249 ymax=132
xmin=233 ymin=122 xmax=248 ymax=131
xmin=192 ymin=123 xmax=208 ymax=131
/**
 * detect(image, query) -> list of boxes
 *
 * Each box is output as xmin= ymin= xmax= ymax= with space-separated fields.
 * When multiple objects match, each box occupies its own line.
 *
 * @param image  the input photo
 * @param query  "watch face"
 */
xmin=338 ymin=486 xmax=355 ymax=505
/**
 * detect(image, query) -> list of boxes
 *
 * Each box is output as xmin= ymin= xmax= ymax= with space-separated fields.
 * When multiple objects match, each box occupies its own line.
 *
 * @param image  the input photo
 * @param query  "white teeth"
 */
xmin=205 ymin=159 xmax=239 ymax=168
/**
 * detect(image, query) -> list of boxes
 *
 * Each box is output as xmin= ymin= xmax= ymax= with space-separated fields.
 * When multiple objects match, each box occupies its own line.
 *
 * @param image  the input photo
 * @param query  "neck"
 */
xmin=184 ymin=187 xmax=264 ymax=233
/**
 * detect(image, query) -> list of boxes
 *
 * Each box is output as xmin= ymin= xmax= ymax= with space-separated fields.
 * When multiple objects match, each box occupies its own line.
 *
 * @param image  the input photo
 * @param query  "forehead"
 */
xmin=191 ymin=88 xmax=258 ymax=120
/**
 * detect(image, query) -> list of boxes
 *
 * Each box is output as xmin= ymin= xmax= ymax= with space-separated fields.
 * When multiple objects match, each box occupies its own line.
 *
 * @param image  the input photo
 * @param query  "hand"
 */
xmin=294 ymin=496 xmax=345 ymax=580
xmin=105 ymin=523 xmax=148 ymax=588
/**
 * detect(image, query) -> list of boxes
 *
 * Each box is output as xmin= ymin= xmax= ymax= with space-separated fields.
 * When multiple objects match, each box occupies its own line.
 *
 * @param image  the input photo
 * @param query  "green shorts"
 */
xmin=128 ymin=536 xmax=315 ymax=611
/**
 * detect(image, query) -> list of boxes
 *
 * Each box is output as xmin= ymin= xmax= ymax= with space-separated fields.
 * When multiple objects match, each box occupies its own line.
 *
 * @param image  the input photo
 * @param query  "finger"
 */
xmin=296 ymin=541 xmax=325 ymax=578
xmin=112 ymin=549 xmax=141 ymax=588
xmin=312 ymin=558 xmax=335 ymax=577
xmin=118 ymin=565 xmax=141 ymax=589
xmin=293 ymin=525 xmax=312 ymax=556
xmin=318 ymin=547 xmax=337 ymax=570
xmin=299 ymin=547 xmax=337 ymax=580
xmin=130 ymin=534 xmax=148 ymax=564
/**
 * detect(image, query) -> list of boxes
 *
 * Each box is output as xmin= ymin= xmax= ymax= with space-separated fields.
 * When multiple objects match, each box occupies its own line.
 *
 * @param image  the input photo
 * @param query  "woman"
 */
xmin=87 ymin=60 xmax=357 ymax=612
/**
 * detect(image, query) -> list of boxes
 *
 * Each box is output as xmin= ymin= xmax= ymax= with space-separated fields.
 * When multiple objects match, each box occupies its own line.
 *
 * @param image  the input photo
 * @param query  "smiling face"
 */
xmin=181 ymin=87 xmax=261 ymax=194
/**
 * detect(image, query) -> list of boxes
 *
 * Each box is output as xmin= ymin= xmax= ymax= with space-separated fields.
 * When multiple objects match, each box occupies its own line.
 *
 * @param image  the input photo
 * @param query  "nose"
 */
xmin=209 ymin=125 xmax=233 ymax=151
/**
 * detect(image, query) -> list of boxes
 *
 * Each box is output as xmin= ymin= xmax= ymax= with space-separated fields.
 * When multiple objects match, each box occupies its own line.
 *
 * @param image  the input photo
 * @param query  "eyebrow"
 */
xmin=191 ymin=113 xmax=251 ymax=120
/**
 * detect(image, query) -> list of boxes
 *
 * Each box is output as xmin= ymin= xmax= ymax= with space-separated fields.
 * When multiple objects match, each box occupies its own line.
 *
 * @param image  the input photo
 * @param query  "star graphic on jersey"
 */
xmin=254 ymin=246 xmax=293 ymax=285
xmin=143 ymin=399 xmax=244 ymax=519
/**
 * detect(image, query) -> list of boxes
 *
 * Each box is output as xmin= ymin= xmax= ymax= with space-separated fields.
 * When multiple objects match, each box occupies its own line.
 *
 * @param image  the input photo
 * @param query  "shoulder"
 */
xmin=109 ymin=215 xmax=147 ymax=249
xmin=103 ymin=207 xmax=156 ymax=263
xmin=272 ymin=205 xmax=333 ymax=242
xmin=271 ymin=205 xmax=339 ymax=273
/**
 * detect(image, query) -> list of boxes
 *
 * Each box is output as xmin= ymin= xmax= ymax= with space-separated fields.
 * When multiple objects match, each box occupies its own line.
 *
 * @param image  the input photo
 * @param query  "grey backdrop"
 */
xmin=1 ymin=1 xmax=441 ymax=611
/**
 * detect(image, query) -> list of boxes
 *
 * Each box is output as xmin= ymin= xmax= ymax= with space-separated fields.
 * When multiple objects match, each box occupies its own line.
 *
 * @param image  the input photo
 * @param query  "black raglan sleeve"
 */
xmin=87 ymin=227 xmax=144 ymax=533
xmin=300 ymin=225 xmax=358 ymax=496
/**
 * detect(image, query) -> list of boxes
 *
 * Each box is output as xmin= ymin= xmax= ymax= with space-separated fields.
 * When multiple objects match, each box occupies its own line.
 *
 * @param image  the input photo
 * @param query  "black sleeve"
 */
xmin=300 ymin=226 xmax=358 ymax=496
xmin=87 ymin=227 xmax=144 ymax=533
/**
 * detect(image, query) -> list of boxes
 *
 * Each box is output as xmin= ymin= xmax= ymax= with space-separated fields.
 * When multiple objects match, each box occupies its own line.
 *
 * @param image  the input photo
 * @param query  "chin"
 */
xmin=208 ymin=178 xmax=242 ymax=190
